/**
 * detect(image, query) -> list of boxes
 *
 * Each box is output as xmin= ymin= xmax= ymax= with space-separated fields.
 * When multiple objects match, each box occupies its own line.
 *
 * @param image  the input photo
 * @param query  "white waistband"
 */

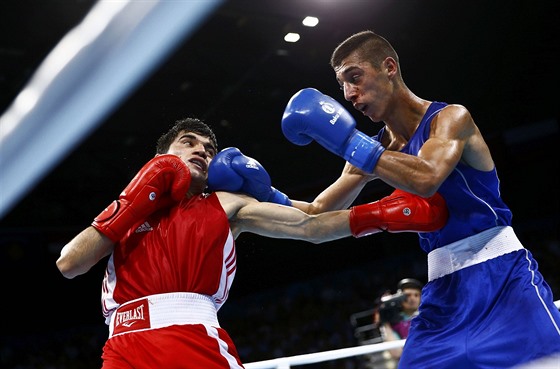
xmin=109 ymin=292 xmax=219 ymax=338
xmin=427 ymin=226 xmax=524 ymax=281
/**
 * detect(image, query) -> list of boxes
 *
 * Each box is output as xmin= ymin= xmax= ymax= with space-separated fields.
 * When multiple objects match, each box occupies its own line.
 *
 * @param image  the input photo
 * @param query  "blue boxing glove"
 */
xmin=282 ymin=87 xmax=385 ymax=173
xmin=207 ymin=147 xmax=292 ymax=206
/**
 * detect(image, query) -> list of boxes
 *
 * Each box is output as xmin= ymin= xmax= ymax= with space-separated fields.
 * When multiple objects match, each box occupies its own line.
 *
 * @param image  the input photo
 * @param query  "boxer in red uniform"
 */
xmin=57 ymin=117 xmax=448 ymax=369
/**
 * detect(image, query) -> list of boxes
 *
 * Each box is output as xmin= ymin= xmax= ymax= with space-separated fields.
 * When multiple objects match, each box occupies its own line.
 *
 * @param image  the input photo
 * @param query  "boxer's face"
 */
xmin=334 ymin=51 xmax=395 ymax=123
xmin=167 ymin=130 xmax=217 ymax=193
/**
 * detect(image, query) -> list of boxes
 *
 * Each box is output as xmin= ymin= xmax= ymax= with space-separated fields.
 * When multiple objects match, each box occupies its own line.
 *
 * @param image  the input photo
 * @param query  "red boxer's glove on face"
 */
xmin=92 ymin=154 xmax=191 ymax=242
xmin=349 ymin=189 xmax=448 ymax=238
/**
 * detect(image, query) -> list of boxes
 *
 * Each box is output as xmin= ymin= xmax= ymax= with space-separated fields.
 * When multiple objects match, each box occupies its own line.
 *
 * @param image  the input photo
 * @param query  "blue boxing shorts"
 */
xmin=399 ymin=227 xmax=560 ymax=369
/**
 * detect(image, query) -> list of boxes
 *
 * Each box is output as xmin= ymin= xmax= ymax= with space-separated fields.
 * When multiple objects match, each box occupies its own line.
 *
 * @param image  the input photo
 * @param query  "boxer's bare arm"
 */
xmin=57 ymin=226 xmax=114 ymax=279
xmin=291 ymin=161 xmax=374 ymax=214
xmin=217 ymin=191 xmax=350 ymax=242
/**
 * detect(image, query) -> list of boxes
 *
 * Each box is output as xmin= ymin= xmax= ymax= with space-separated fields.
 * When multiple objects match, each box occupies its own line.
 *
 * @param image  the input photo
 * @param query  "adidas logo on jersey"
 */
xmin=135 ymin=221 xmax=153 ymax=234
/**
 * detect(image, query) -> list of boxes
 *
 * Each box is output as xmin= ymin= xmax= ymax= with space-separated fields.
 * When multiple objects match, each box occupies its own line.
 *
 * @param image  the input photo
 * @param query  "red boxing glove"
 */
xmin=349 ymin=189 xmax=448 ymax=238
xmin=92 ymin=154 xmax=191 ymax=242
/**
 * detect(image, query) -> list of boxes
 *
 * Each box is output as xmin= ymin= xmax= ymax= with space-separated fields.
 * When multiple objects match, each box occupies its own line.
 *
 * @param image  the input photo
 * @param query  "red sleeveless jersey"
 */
xmin=101 ymin=192 xmax=236 ymax=323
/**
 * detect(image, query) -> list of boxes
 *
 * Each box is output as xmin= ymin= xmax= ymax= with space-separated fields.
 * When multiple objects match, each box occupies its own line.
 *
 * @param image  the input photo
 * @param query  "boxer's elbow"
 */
xmin=56 ymin=256 xmax=80 ymax=279
xmin=56 ymin=249 xmax=92 ymax=279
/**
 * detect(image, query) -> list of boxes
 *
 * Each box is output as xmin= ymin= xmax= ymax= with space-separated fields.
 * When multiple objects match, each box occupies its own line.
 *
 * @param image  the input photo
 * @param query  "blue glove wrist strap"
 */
xmin=268 ymin=187 xmax=292 ymax=206
xmin=343 ymin=130 xmax=385 ymax=173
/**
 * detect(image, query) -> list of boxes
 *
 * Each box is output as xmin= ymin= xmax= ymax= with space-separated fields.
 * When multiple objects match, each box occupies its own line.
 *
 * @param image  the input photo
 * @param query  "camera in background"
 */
xmin=379 ymin=278 xmax=423 ymax=324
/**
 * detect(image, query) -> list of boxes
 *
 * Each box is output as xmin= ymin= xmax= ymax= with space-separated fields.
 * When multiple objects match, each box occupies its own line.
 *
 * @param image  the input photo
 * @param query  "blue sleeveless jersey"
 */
xmin=377 ymin=102 xmax=512 ymax=252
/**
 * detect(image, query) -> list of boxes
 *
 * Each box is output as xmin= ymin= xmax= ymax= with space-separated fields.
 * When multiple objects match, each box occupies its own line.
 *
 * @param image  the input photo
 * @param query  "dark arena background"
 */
xmin=1 ymin=0 xmax=558 ymax=368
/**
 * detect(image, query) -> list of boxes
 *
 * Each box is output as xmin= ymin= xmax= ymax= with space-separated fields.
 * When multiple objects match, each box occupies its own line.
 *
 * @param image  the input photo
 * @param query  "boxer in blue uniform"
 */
xmin=280 ymin=30 xmax=560 ymax=368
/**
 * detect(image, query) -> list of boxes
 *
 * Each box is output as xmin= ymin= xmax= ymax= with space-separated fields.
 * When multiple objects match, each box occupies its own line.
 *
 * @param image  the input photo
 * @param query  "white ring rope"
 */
xmin=244 ymin=339 xmax=406 ymax=369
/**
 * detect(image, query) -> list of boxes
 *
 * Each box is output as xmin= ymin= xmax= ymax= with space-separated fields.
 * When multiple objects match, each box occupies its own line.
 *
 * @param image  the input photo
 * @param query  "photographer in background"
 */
xmin=378 ymin=278 xmax=423 ymax=363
